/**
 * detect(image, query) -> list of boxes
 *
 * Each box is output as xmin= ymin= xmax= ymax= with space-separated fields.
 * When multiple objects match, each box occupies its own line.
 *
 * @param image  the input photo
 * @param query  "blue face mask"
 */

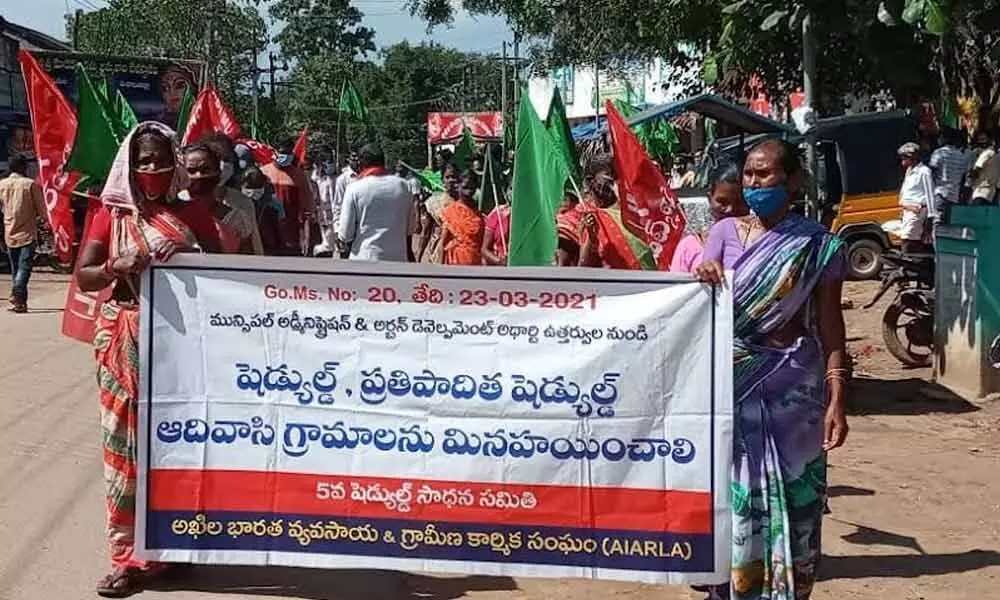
xmin=275 ymin=153 xmax=294 ymax=168
xmin=743 ymin=186 xmax=788 ymax=218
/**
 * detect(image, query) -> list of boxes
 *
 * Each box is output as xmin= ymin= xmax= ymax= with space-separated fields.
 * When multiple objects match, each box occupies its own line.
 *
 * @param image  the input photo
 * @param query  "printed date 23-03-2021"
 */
xmin=263 ymin=283 xmax=600 ymax=311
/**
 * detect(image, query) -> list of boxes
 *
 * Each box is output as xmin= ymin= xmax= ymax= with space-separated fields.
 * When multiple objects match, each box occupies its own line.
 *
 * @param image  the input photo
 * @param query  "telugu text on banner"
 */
xmin=136 ymin=256 xmax=733 ymax=585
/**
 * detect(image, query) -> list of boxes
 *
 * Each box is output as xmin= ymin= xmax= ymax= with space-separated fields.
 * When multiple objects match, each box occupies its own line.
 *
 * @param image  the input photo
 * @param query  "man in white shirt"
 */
xmin=331 ymin=151 xmax=359 ymax=253
xmin=896 ymin=143 xmax=935 ymax=252
xmin=969 ymin=132 xmax=999 ymax=205
xmin=311 ymin=159 xmax=336 ymax=255
xmin=337 ymin=145 xmax=417 ymax=262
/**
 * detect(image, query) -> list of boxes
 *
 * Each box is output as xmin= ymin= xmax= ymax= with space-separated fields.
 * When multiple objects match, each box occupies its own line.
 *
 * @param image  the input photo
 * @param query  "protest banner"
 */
xmin=136 ymin=255 xmax=733 ymax=585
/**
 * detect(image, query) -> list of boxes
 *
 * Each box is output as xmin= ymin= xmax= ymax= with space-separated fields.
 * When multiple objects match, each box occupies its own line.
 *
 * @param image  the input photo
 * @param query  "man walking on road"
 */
xmin=336 ymin=144 xmax=417 ymax=262
xmin=0 ymin=155 xmax=48 ymax=313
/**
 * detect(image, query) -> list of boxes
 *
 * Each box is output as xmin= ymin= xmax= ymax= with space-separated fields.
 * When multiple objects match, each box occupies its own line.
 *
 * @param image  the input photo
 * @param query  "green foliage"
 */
xmin=270 ymin=0 xmax=375 ymax=62
xmin=404 ymin=0 xmax=939 ymax=114
xmin=282 ymin=42 xmax=502 ymax=167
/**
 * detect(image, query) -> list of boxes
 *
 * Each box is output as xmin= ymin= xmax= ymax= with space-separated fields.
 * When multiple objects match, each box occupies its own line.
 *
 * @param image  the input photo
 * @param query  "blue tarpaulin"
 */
xmin=572 ymin=93 xmax=794 ymax=140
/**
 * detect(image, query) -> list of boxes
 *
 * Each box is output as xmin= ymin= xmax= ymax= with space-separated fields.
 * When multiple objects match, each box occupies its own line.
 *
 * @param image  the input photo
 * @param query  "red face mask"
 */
xmin=134 ymin=168 xmax=174 ymax=199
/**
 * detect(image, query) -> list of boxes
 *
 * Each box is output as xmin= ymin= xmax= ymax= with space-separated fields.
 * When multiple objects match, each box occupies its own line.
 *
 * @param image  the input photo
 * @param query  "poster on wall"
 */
xmin=33 ymin=51 xmax=204 ymax=132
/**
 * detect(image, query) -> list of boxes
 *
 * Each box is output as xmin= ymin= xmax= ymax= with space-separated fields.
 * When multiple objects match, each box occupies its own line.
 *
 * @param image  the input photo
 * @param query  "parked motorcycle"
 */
xmin=863 ymin=249 xmax=935 ymax=367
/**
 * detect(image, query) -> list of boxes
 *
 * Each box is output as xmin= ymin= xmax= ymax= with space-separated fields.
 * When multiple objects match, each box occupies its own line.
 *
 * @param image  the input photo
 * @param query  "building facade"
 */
xmin=0 ymin=17 xmax=72 ymax=170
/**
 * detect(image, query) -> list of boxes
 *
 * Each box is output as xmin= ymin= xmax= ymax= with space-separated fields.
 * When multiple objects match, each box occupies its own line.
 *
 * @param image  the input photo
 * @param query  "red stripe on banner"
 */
xmin=149 ymin=469 xmax=712 ymax=534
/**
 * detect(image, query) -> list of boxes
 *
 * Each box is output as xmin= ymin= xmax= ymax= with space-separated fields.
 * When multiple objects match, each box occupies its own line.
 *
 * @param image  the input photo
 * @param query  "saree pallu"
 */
xmin=420 ymin=192 xmax=454 ymax=264
xmin=95 ymin=207 xmax=198 ymax=570
xmin=93 ymin=302 xmax=147 ymax=569
xmin=441 ymin=201 xmax=485 ymax=265
xmin=558 ymin=201 xmax=656 ymax=269
xmin=727 ymin=215 xmax=843 ymax=600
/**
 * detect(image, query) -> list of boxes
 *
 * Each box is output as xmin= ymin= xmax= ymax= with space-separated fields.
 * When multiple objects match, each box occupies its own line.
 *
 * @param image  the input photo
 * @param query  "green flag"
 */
xmin=453 ymin=127 xmax=476 ymax=172
xmin=339 ymin=80 xmax=368 ymax=123
xmin=477 ymin=145 xmax=501 ymax=213
xmin=545 ymin=88 xmax=580 ymax=184
xmin=113 ymin=90 xmax=138 ymax=136
xmin=613 ymin=98 xmax=679 ymax=160
xmin=399 ymin=161 xmax=445 ymax=192
xmin=417 ymin=169 xmax=445 ymax=192
xmin=175 ymin=84 xmax=195 ymax=138
xmin=66 ymin=64 xmax=121 ymax=181
xmin=96 ymin=78 xmax=111 ymax=106
xmin=508 ymin=94 xmax=569 ymax=266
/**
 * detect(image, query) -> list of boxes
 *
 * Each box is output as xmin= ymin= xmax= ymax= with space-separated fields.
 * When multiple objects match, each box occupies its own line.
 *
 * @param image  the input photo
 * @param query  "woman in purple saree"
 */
xmin=696 ymin=140 xmax=849 ymax=600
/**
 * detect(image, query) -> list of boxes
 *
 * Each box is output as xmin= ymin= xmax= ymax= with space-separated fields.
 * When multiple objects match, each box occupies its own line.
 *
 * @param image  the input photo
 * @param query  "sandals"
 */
xmin=96 ymin=564 xmax=185 ymax=597
xmin=96 ymin=567 xmax=144 ymax=598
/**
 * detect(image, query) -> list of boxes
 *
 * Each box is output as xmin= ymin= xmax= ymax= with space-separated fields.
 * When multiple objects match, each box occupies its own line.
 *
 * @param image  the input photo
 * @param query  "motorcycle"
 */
xmin=863 ymin=249 xmax=935 ymax=368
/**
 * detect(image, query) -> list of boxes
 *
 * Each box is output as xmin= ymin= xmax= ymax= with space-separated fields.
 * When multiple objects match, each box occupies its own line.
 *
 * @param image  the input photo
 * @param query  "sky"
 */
xmin=6 ymin=0 xmax=512 ymax=57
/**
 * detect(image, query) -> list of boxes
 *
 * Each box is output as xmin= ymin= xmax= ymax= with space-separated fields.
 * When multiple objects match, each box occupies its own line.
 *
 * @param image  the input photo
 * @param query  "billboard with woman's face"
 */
xmin=32 ymin=51 xmax=204 ymax=132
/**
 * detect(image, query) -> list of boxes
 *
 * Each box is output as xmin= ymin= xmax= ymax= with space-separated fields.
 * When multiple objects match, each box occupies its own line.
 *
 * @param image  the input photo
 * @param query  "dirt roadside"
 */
xmin=1 ymin=275 xmax=997 ymax=600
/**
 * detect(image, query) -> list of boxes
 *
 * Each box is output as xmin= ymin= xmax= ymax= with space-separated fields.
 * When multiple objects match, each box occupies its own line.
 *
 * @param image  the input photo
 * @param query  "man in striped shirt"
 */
xmin=929 ymin=127 xmax=969 ymax=224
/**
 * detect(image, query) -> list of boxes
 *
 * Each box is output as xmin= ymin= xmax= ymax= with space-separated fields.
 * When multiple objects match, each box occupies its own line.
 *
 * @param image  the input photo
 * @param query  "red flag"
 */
xmin=237 ymin=138 xmax=277 ymax=167
xmin=17 ymin=50 xmax=80 ymax=264
xmin=605 ymin=100 xmax=687 ymax=269
xmin=61 ymin=197 xmax=112 ymax=344
xmin=181 ymin=85 xmax=240 ymax=145
xmin=292 ymin=127 xmax=308 ymax=166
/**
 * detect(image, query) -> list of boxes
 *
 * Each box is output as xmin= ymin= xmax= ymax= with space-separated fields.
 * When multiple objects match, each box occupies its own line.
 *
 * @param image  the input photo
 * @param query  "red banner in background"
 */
xmin=427 ymin=112 xmax=503 ymax=145
xmin=605 ymin=100 xmax=686 ymax=270
xmin=238 ymin=139 xmax=277 ymax=167
xmin=181 ymin=85 xmax=241 ymax=145
xmin=17 ymin=50 xmax=80 ymax=265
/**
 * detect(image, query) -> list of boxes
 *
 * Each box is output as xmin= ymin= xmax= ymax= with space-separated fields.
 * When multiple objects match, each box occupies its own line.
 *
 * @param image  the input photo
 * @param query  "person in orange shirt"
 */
xmin=0 ymin=155 xmax=48 ymax=313
xmin=258 ymin=138 xmax=314 ymax=255
xmin=440 ymin=171 xmax=485 ymax=265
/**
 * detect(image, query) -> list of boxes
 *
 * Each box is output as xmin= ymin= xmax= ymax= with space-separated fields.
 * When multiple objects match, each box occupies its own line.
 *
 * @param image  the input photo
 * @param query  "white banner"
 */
xmin=136 ymin=255 xmax=733 ymax=585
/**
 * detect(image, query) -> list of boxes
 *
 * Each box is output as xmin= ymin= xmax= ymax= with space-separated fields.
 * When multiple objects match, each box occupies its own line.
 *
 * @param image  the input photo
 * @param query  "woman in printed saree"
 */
xmin=441 ymin=171 xmax=486 ymax=265
xmin=695 ymin=139 xmax=849 ymax=600
xmin=76 ymin=123 xmax=208 ymax=597
xmin=565 ymin=156 xmax=656 ymax=269
xmin=482 ymin=186 xmax=512 ymax=266
xmin=415 ymin=163 xmax=460 ymax=264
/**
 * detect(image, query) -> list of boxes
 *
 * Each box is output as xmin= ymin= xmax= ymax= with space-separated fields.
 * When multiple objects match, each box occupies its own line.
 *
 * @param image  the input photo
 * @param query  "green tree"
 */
xmin=282 ymin=42 xmax=502 ymax=167
xmin=270 ymin=0 xmax=376 ymax=62
xmin=405 ymin=0 xmax=938 ymax=114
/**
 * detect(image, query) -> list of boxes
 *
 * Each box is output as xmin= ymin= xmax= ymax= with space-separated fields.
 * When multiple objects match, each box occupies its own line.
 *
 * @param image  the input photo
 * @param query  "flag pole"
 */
xmin=335 ymin=84 xmax=344 ymax=170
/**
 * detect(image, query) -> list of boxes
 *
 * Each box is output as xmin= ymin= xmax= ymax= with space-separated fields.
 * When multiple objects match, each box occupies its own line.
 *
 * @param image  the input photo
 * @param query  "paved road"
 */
xmin=2 ymin=274 xmax=998 ymax=600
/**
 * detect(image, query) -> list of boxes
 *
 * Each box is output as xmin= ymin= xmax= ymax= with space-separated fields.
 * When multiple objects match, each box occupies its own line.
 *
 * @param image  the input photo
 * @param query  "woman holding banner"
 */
xmin=669 ymin=163 xmax=746 ymax=273
xmin=695 ymin=139 xmax=849 ymax=600
xmin=76 ymin=122 xmax=213 ymax=597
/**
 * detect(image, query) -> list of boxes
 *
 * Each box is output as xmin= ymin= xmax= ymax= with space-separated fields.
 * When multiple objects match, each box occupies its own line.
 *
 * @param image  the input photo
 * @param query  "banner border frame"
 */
xmin=136 ymin=255 xmax=731 ymax=584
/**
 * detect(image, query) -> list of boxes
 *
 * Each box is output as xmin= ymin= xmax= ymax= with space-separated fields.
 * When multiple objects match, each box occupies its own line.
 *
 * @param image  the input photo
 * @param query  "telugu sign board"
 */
xmin=33 ymin=51 xmax=204 ymax=133
xmin=136 ymin=255 xmax=733 ymax=585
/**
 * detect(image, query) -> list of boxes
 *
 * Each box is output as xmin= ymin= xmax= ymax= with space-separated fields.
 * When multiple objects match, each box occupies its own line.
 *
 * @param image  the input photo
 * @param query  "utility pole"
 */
xmin=802 ymin=8 xmax=819 ymax=219
xmin=204 ymin=0 xmax=219 ymax=86
xmin=512 ymin=31 xmax=521 ymax=111
xmin=251 ymin=47 xmax=260 ymax=139
xmin=70 ymin=9 xmax=82 ymax=50
xmin=500 ymin=41 xmax=508 ymax=155
xmin=593 ymin=63 xmax=601 ymax=132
